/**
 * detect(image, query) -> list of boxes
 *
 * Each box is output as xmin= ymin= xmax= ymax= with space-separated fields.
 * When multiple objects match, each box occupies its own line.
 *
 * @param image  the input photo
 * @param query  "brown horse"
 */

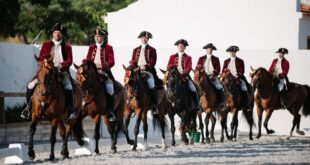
xmin=28 ymin=55 xmax=84 ymax=161
xmin=123 ymin=65 xmax=168 ymax=150
xmin=220 ymin=69 xmax=255 ymax=142
xmin=74 ymin=60 xmax=126 ymax=153
xmin=250 ymin=67 xmax=310 ymax=139
xmin=193 ymin=69 xmax=222 ymax=144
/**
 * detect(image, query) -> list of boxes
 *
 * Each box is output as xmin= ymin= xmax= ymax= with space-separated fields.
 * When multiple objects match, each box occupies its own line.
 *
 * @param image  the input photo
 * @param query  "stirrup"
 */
xmin=109 ymin=112 xmax=116 ymax=122
xmin=20 ymin=108 xmax=30 ymax=119
xmin=68 ymin=112 xmax=76 ymax=119
xmin=152 ymin=105 xmax=159 ymax=114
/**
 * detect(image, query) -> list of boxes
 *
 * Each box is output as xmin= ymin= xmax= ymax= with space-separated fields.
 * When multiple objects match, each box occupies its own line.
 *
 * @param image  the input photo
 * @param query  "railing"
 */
xmin=0 ymin=91 xmax=26 ymax=144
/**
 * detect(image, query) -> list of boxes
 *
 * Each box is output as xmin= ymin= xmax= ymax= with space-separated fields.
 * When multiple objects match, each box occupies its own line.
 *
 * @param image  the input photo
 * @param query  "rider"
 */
xmin=21 ymin=23 xmax=76 ymax=119
xmin=129 ymin=31 xmax=160 ymax=114
xmin=166 ymin=39 xmax=200 ymax=112
xmin=85 ymin=27 xmax=116 ymax=122
xmin=196 ymin=43 xmax=226 ymax=111
xmin=268 ymin=48 xmax=290 ymax=109
xmin=222 ymin=45 xmax=251 ymax=111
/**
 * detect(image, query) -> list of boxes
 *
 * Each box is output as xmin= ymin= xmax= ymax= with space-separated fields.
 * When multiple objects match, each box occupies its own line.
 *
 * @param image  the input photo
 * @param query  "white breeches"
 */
xmin=278 ymin=78 xmax=285 ymax=91
xmin=188 ymin=80 xmax=196 ymax=92
xmin=212 ymin=77 xmax=224 ymax=90
xmin=240 ymin=79 xmax=247 ymax=92
xmin=145 ymin=71 xmax=155 ymax=89
xmin=105 ymin=77 xmax=114 ymax=95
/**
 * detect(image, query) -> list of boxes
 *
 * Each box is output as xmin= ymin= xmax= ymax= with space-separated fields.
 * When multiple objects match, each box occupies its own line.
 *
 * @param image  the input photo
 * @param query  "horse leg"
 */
xmin=264 ymin=109 xmax=275 ymax=134
xmin=59 ymin=121 xmax=69 ymax=160
xmin=104 ymin=117 xmax=117 ymax=153
xmin=295 ymin=114 xmax=305 ymax=135
xmin=244 ymin=109 xmax=254 ymax=140
xmin=159 ymin=114 xmax=167 ymax=149
xmin=198 ymin=112 xmax=205 ymax=144
xmin=169 ymin=114 xmax=176 ymax=146
xmin=220 ymin=112 xmax=227 ymax=142
xmin=132 ymin=110 xmax=142 ymax=151
xmin=232 ymin=110 xmax=239 ymax=142
xmin=141 ymin=111 xmax=149 ymax=150
xmin=123 ymin=110 xmax=134 ymax=145
xmin=204 ymin=113 xmax=210 ymax=144
xmin=256 ymin=104 xmax=263 ymax=139
xmin=94 ymin=114 xmax=101 ymax=154
xmin=49 ymin=119 xmax=59 ymax=161
xmin=28 ymin=117 xmax=39 ymax=160
xmin=210 ymin=113 xmax=216 ymax=143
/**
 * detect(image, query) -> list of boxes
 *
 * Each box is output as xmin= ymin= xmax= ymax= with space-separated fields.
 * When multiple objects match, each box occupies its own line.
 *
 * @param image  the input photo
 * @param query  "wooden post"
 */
xmin=0 ymin=91 xmax=5 ymax=144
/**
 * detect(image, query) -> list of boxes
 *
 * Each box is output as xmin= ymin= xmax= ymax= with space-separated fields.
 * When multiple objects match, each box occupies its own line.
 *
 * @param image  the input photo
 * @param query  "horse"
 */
xmin=28 ymin=55 xmax=84 ymax=161
xmin=193 ymin=69 xmax=222 ymax=144
xmin=160 ymin=67 xmax=197 ymax=145
xmin=220 ymin=69 xmax=255 ymax=142
xmin=74 ymin=60 xmax=126 ymax=153
xmin=250 ymin=67 xmax=310 ymax=139
xmin=123 ymin=65 xmax=168 ymax=150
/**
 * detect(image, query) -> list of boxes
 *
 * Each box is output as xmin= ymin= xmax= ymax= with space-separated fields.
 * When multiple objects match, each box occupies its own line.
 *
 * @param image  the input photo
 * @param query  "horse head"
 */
xmin=74 ymin=59 xmax=101 ymax=100
xmin=193 ymin=68 xmax=213 ymax=91
xmin=220 ymin=69 xmax=240 ymax=102
xmin=35 ymin=54 xmax=58 ymax=97
xmin=160 ymin=67 xmax=183 ymax=99
xmin=123 ymin=65 xmax=147 ymax=98
xmin=250 ymin=66 xmax=273 ymax=93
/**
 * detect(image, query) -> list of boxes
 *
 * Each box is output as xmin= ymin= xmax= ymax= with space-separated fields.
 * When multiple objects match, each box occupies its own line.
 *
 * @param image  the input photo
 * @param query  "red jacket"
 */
xmin=86 ymin=43 xmax=115 ymax=70
xmin=39 ymin=41 xmax=72 ymax=70
xmin=196 ymin=55 xmax=221 ymax=76
xmin=130 ymin=45 xmax=157 ymax=70
xmin=268 ymin=58 xmax=289 ymax=78
xmin=222 ymin=57 xmax=245 ymax=77
xmin=167 ymin=53 xmax=192 ymax=75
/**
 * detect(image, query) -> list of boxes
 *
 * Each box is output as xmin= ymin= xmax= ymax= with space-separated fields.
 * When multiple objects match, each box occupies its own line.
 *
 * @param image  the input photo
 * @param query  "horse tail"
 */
xmin=152 ymin=114 xmax=169 ymax=133
xmin=73 ymin=110 xmax=85 ymax=146
xmin=302 ymin=85 xmax=310 ymax=116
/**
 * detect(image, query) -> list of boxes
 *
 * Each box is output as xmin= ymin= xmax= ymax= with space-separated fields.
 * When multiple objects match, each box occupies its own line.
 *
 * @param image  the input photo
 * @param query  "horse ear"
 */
xmin=73 ymin=63 xmax=79 ymax=70
xmin=159 ymin=68 xmax=166 ymax=74
xmin=250 ymin=66 xmax=256 ymax=72
xmin=122 ymin=64 xmax=128 ymax=71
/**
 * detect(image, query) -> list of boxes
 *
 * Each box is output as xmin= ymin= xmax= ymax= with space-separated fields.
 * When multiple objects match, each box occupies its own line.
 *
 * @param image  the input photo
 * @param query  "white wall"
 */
xmin=107 ymin=0 xmax=306 ymax=50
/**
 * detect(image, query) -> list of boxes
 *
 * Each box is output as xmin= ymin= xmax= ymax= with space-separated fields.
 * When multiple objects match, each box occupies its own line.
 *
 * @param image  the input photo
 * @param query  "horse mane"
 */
xmin=84 ymin=60 xmax=101 ymax=83
xmin=255 ymin=67 xmax=273 ymax=81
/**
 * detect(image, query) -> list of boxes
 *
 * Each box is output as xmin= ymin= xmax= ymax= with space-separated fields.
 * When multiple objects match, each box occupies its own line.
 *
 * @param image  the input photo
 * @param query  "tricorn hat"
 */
xmin=174 ymin=39 xmax=189 ymax=46
xmin=90 ymin=27 xmax=108 ymax=36
xmin=203 ymin=43 xmax=217 ymax=50
xmin=226 ymin=45 xmax=239 ymax=52
xmin=49 ymin=23 xmax=67 ymax=35
xmin=276 ymin=48 xmax=288 ymax=54
xmin=138 ymin=31 xmax=152 ymax=38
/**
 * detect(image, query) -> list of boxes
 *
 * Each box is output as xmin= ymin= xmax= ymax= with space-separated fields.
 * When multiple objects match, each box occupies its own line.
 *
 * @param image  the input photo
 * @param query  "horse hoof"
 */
xmin=61 ymin=151 xmax=69 ymax=159
xmin=205 ymin=138 xmax=210 ymax=144
xmin=267 ymin=130 xmax=275 ymax=134
xmin=128 ymin=140 xmax=134 ymax=145
xmin=297 ymin=130 xmax=305 ymax=135
xmin=233 ymin=138 xmax=237 ymax=142
xmin=256 ymin=135 xmax=261 ymax=139
xmin=210 ymin=137 xmax=215 ymax=143
xmin=28 ymin=150 xmax=35 ymax=160
xmin=49 ymin=154 xmax=55 ymax=161
xmin=171 ymin=141 xmax=176 ymax=146
xmin=110 ymin=149 xmax=117 ymax=153
xmin=94 ymin=149 xmax=99 ymax=154
xmin=249 ymin=137 xmax=253 ymax=140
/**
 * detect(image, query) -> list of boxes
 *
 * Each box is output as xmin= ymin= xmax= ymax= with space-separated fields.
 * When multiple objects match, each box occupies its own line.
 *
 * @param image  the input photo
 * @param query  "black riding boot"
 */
xmin=150 ymin=88 xmax=159 ymax=114
xmin=107 ymin=94 xmax=116 ymax=122
xmin=217 ymin=89 xmax=226 ymax=112
xmin=242 ymin=91 xmax=251 ymax=111
xmin=280 ymin=89 xmax=288 ymax=109
xmin=20 ymin=87 xmax=35 ymax=119
xmin=65 ymin=90 xmax=76 ymax=119
xmin=191 ymin=91 xmax=201 ymax=112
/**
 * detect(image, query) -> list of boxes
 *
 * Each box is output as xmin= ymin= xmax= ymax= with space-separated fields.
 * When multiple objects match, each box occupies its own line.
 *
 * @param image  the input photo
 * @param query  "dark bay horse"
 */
xmin=29 ymin=56 xmax=84 ymax=161
xmin=220 ymin=69 xmax=254 ymax=142
xmin=193 ymin=69 xmax=221 ymax=144
xmin=123 ymin=65 xmax=168 ymax=150
xmin=250 ymin=67 xmax=310 ymax=139
xmin=160 ymin=67 xmax=197 ymax=145
xmin=74 ymin=61 xmax=126 ymax=153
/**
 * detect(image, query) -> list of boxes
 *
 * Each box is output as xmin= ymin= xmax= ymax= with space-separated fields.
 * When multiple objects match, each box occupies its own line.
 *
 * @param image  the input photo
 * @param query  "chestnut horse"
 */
xmin=123 ymin=65 xmax=168 ymax=150
xmin=250 ymin=67 xmax=310 ymax=139
xmin=29 ymin=56 xmax=84 ymax=161
xmin=160 ymin=67 xmax=197 ymax=145
xmin=75 ymin=61 xmax=126 ymax=153
xmin=193 ymin=69 xmax=223 ymax=144
xmin=220 ymin=69 xmax=255 ymax=142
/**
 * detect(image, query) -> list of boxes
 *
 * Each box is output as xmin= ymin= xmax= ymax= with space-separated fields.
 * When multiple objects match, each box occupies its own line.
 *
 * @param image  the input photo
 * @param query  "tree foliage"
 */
xmin=0 ymin=0 xmax=136 ymax=45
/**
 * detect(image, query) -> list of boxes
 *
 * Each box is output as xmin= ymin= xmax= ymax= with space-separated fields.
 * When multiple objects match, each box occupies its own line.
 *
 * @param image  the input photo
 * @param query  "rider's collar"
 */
xmin=178 ymin=52 xmax=185 ymax=56
xmin=141 ymin=44 xmax=148 ymax=49
xmin=230 ymin=57 xmax=236 ymax=61
xmin=96 ymin=42 xmax=104 ymax=48
xmin=206 ymin=54 xmax=212 ymax=58
xmin=52 ymin=39 xmax=62 ymax=46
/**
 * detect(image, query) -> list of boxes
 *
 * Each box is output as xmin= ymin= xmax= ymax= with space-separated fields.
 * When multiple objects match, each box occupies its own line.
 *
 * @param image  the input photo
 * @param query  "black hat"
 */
xmin=226 ymin=45 xmax=239 ymax=52
xmin=174 ymin=39 xmax=189 ymax=46
xmin=203 ymin=43 xmax=217 ymax=50
xmin=49 ymin=23 xmax=67 ymax=35
xmin=276 ymin=48 xmax=288 ymax=54
xmin=138 ymin=31 xmax=152 ymax=38
xmin=90 ymin=27 xmax=108 ymax=36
